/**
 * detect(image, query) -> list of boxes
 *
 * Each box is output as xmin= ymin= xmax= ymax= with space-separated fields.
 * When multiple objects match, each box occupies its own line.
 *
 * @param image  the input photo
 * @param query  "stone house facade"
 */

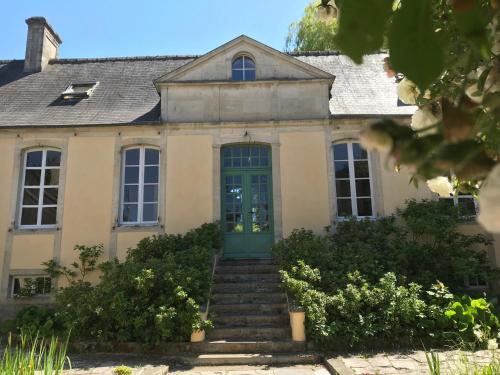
xmin=0 ymin=17 xmax=498 ymax=317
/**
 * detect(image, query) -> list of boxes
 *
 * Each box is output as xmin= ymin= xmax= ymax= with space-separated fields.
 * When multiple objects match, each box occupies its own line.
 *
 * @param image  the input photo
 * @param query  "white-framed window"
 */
xmin=439 ymin=193 xmax=477 ymax=217
xmin=19 ymin=148 xmax=61 ymax=228
xmin=465 ymin=274 xmax=487 ymax=289
xmin=120 ymin=146 xmax=160 ymax=225
xmin=232 ymin=55 xmax=256 ymax=81
xmin=11 ymin=276 xmax=52 ymax=298
xmin=333 ymin=142 xmax=375 ymax=218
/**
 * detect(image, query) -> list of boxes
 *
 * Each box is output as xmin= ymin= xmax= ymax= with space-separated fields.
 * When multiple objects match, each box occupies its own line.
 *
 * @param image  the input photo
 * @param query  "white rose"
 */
xmin=359 ymin=127 xmax=393 ymax=153
xmin=427 ymin=176 xmax=454 ymax=197
xmin=411 ymin=104 xmax=441 ymax=135
xmin=397 ymin=78 xmax=420 ymax=105
xmin=478 ymin=164 xmax=500 ymax=233
xmin=488 ymin=338 xmax=498 ymax=350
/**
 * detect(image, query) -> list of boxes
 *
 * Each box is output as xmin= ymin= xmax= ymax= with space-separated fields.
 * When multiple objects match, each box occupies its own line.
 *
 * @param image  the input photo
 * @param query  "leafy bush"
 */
xmin=274 ymin=199 xmax=495 ymax=292
xmin=274 ymin=200 xmax=499 ymax=349
xmin=11 ymin=223 xmax=220 ymax=343
xmin=113 ymin=365 xmax=132 ymax=375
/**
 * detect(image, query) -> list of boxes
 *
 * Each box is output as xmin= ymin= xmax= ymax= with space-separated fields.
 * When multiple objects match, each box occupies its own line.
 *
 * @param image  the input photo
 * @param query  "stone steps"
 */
xmin=207 ymin=326 xmax=291 ymax=340
xmin=213 ymin=314 xmax=289 ymax=327
xmin=176 ymin=352 xmax=320 ymax=366
xmin=190 ymin=340 xmax=306 ymax=354
xmin=217 ymin=259 xmax=277 ymax=266
xmin=211 ymin=302 xmax=288 ymax=315
xmin=212 ymin=281 xmax=281 ymax=293
xmin=213 ymin=273 xmax=281 ymax=283
xmin=212 ymin=292 xmax=286 ymax=304
xmin=215 ymin=264 xmax=279 ymax=274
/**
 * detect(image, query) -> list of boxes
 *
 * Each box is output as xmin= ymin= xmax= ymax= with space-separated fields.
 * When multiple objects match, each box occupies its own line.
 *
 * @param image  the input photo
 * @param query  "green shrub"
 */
xmin=113 ymin=365 xmax=132 ymax=375
xmin=12 ymin=223 xmax=220 ymax=343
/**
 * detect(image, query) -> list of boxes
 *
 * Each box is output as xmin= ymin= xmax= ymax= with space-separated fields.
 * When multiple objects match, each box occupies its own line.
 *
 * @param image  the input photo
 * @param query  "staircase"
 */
xmin=180 ymin=258 xmax=319 ymax=366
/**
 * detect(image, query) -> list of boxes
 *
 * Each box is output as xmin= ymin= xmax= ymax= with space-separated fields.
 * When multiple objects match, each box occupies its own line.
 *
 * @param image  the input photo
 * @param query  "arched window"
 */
xmin=232 ymin=55 xmax=256 ymax=81
xmin=19 ymin=148 xmax=61 ymax=227
xmin=332 ymin=142 xmax=374 ymax=218
xmin=121 ymin=146 xmax=160 ymax=224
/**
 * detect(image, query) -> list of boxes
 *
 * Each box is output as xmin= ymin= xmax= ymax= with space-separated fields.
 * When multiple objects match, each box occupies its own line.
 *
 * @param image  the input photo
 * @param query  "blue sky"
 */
xmin=0 ymin=0 xmax=310 ymax=59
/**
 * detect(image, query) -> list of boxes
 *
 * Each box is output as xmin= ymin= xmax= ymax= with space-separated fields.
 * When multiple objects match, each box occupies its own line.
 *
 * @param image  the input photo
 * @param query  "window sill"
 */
xmin=10 ymin=227 xmax=59 ymax=235
xmin=113 ymin=224 xmax=163 ymax=233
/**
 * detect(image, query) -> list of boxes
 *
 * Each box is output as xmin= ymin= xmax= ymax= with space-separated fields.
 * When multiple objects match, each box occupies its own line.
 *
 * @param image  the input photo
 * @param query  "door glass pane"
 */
xmin=26 ymin=151 xmax=43 ymax=167
xmin=23 ymin=188 xmax=39 ymax=205
xmin=224 ymin=175 xmax=243 ymax=233
xmin=337 ymin=199 xmax=352 ymax=217
xmin=335 ymin=180 xmax=351 ymax=197
xmin=143 ymin=185 xmax=158 ymax=203
xmin=357 ymin=198 xmax=373 ymax=216
xmin=21 ymin=208 xmax=38 ymax=225
xmin=124 ymin=185 xmax=138 ymax=203
xmin=41 ymin=207 xmax=57 ymax=225
xmin=125 ymin=149 xmax=140 ymax=165
xmin=145 ymin=149 xmax=159 ymax=165
xmin=250 ymin=174 xmax=270 ymax=232
xmin=144 ymin=166 xmax=159 ymax=183
xmin=333 ymin=144 xmax=348 ymax=160
xmin=125 ymin=166 xmax=139 ymax=183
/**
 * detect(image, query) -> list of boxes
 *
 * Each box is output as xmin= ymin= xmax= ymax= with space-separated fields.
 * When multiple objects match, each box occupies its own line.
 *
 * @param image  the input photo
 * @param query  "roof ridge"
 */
xmin=288 ymin=50 xmax=388 ymax=56
xmin=51 ymin=55 xmax=200 ymax=64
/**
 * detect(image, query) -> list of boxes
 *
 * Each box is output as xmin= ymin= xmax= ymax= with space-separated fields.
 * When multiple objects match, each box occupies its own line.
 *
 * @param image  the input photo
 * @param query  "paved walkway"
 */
xmin=327 ymin=349 xmax=499 ymax=374
xmin=169 ymin=365 xmax=330 ymax=374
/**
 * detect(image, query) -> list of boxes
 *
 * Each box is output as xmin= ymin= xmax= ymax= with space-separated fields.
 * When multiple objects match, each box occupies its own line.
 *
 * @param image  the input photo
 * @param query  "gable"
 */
xmin=155 ymin=35 xmax=334 ymax=84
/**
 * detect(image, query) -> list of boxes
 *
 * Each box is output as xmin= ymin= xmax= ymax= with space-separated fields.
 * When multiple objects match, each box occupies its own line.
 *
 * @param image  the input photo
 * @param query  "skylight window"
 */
xmin=61 ymin=81 xmax=99 ymax=100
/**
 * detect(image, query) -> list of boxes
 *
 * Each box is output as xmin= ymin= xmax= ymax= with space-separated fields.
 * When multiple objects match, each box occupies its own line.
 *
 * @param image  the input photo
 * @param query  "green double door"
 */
xmin=221 ymin=145 xmax=274 ymax=259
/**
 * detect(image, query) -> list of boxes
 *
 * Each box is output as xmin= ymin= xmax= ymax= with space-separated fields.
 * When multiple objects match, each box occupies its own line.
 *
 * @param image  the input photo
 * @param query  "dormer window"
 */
xmin=232 ymin=55 xmax=256 ymax=81
xmin=61 ymin=81 xmax=99 ymax=100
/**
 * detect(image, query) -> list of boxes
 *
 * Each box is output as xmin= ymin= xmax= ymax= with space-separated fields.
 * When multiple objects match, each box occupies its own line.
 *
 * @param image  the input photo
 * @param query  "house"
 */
xmin=0 ymin=17 xmax=498 ymax=318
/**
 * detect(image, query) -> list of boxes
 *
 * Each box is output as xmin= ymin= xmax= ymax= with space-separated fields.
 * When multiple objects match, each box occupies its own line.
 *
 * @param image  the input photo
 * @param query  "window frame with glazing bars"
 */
xmin=120 ymin=146 xmax=160 ymax=226
xmin=332 ymin=142 xmax=375 ymax=219
xmin=18 ymin=148 xmax=61 ymax=229
xmin=11 ymin=275 xmax=52 ymax=298
xmin=231 ymin=55 xmax=256 ymax=81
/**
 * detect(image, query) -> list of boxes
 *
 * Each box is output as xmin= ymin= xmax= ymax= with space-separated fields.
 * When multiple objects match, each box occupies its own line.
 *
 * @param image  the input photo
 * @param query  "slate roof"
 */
xmin=0 ymin=52 xmax=415 ymax=128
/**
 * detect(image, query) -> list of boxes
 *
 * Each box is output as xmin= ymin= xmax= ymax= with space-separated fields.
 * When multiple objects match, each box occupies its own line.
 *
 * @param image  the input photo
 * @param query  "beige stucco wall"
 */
xmin=279 ymin=131 xmax=330 ymax=236
xmin=165 ymin=135 xmax=213 ymax=234
xmin=0 ymin=139 xmax=16 ymax=284
xmin=116 ymin=231 xmax=158 ymax=262
xmin=10 ymin=234 xmax=54 ymax=269
xmin=59 ymin=137 xmax=115 ymax=281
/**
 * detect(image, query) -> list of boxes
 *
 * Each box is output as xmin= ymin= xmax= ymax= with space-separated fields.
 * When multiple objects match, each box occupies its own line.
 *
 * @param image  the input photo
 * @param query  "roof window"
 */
xmin=61 ymin=81 xmax=99 ymax=99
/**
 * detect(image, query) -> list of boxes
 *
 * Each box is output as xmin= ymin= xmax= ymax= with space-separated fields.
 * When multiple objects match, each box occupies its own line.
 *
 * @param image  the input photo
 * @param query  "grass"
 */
xmin=426 ymin=350 xmax=500 ymax=375
xmin=0 ymin=331 xmax=71 ymax=374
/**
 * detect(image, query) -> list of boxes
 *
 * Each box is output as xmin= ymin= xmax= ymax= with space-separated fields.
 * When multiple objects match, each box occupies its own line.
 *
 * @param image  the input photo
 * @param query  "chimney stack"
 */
xmin=24 ymin=17 xmax=62 ymax=73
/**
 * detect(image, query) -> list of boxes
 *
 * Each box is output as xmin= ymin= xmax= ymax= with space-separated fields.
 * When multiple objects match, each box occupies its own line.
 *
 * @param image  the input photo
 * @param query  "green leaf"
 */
xmin=453 ymin=1 xmax=491 ymax=58
xmin=445 ymin=310 xmax=456 ymax=318
xmin=470 ymin=298 xmax=488 ymax=310
xmin=335 ymin=0 xmax=393 ymax=63
xmin=388 ymin=0 xmax=445 ymax=91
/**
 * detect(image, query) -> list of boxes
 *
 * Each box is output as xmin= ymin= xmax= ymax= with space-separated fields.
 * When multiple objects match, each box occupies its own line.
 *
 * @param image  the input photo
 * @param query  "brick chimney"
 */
xmin=24 ymin=17 xmax=62 ymax=73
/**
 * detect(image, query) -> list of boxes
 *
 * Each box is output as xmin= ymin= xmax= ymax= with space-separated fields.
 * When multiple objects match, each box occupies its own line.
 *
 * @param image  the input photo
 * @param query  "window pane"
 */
xmin=355 ymin=179 xmax=371 ymax=197
xmin=26 ymin=151 xmax=43 ymax=167
xmin=333 ymin=144 xmax=348 ymax=160
xmin=357 ymin=198 xmax=373 ymax=216
xmin=24 ymin=170 xmax=41 ymax=186
xmin=233 ymin=57 xmax=244 ymax=69
xmin=21 ymin=207 xmax=38 ymax=225
xmin=46 ymin=151 xmax=61 ymax=166
xmin=43 ymin=188 xmax=58 ymax=205
xmin=122 ymin=204 xmax=138 ymax=222
xmin=335 ymin=161 xmax=350 ymax=178
xmin=439 ymin=198 xmax=455 ymax=208
xmin=44 ymin=169 xmax=59 ymax=185
xmin=23 ymin=188 xmax=39 ymax=205
xmin=144 ymin=185 xmax=158 ymax=203
xmin=41 ymin=207 xmax=57 ymax=225
xmin=145 ymin=149 xmax=159 ymax=165
xmin=336 ymin=180 xmax=351 ymax=197
xmin=13 ymin=278 xmax=21 ymax=295
xmin=245 ymin=70 xmax=256 ymax=81
xmin=125 ymin=149 xmax=140 ymax=165
xmin=124 ymin=185 xmax=138 ymax=203
xmin=458 ymin=197 xmax=476 ymax=216
xmin=144 ymin=166 xmax=159 ymax=183
xmin=232 ymin=69 xmax=244 ymax=81
xmin=354 ymin=161 xmax=369 ymax=178
xmin=142 ymin=203 xmax=158 ymax=222
xmin=244 ymin=58 xmax=255 ymax=69
xmin=337 ymin=199 xmax=352 ymax=217
xmin=352 ymin=143 xmax=368 ymax=160
xmin=125 ymin=166 xmax=139 ymax=183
